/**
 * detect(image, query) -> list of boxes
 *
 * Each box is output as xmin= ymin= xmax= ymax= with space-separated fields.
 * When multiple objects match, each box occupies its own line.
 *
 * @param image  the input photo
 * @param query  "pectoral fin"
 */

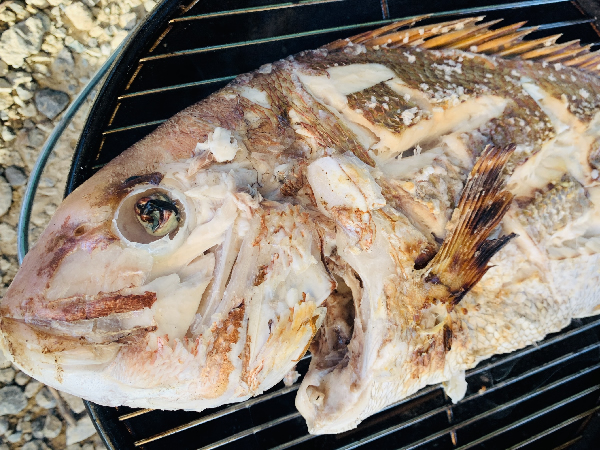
xmin=424 ymin=144 xmax=517 ymax=305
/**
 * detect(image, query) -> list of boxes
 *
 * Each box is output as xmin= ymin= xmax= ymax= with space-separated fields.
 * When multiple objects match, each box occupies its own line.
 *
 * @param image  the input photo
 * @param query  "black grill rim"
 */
xmin=66 ymin=0 xmax=600 ymax=448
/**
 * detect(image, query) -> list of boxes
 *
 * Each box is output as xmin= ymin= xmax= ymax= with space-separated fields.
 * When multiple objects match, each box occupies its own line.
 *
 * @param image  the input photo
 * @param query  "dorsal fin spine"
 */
xmin=327 ymin=17 xmax=600 ymax=74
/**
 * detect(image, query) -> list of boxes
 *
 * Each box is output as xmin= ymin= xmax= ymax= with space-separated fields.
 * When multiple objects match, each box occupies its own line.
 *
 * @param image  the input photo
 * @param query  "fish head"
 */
xmin=0 ymin=138 xmax=186 ymax=366
xmin=0 ymin=114 xmax=243 ymax=376
xmin=0 ymin=97 xmax=333 ymax=407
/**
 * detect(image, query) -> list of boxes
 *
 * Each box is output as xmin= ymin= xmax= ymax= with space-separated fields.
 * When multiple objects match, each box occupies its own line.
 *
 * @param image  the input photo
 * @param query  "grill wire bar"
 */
xmin=70 ymin=0 xmax=600 ymax=448
xmin=116 ymin=317 xmax=600 ymax=449
xmin=119 ymin=315 xmax=600 ymax=422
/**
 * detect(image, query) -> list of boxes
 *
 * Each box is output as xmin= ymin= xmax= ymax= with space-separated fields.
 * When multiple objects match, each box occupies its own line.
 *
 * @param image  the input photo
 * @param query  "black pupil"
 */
xmin=136 ymin=198 xmax=179 ymax=231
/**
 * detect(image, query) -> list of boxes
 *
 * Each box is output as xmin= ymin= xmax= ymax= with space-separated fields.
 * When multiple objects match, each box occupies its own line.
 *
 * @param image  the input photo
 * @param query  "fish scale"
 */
xmin=346 ymin=82 xmax=424 ymax=134
xmin=299 ymin=47 xmax=557 ymax=162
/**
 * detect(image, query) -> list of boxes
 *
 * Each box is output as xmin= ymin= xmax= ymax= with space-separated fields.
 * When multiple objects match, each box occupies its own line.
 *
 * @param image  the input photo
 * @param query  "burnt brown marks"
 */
xmin=346 ymin=82 xmax=429 ymax=133
xmin=252 ymin=64 xmax=375 ymax=166
xmin=35 ymin=291 xmax=157 ymax=322
xmin=298 ymin=47 xmax=555 ymax=162
xmin=199 ymin=302 xmax=245 ymax=399
xmin=423 ymin=145 xmax=517 ymax=306
xmin=529 ymin=62 xmax=600 ymax=123
xmin=38 ymin=217 xmax=117 ymax=280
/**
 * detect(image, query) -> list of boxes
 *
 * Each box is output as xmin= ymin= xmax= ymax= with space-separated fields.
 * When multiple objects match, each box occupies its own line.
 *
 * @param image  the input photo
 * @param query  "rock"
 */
xmin=6 ymin=430 xmax=22 ymax=442
xmin=0 ymin=60 xmax=7 ymax=77
xmin=22 ymin=440 xmax=50 ymax=450
xmin=16 ymin=85 xmax=34 ymax=101
xmin=4 ymin=165 xmax=27 ymax=186
xmin=34 ymin=88 xmax=69 ymax=119
xmin=0 ymin=15 xmax=50 ymax=68
xmin=19 ymin=102 xmax=38 ymax=117
xmin=35 ymin=387 xmax=56 ymax=409
xmin=0 ymin=223 xmax=17 ymax=256
xmin=1 ymin=126 xmax=16 ymax=142
xmin=6 ymin=70 xmax=32 ymax=87
xmin=17 ymin=418 xmax=32 ymax=433
xmin=0 ymin=93 xmax=14 ymax=110
xmin=31 ymin=416 xmax=44 ymax=439
xmin=25 ymin=0 xmax=50 ymax=8
xmin=93 ymin=436 xmax=107 ymax=450
xmin=0 ymin=347 xmax=11 ymax=369
xmin=24 ymin=380 xmax=41 ymax=398
xmin=51 ymin=47 xmax=74 ymax=79
xmin=65 ymin=36 xmax=86 ymax=54
xmin=82 ymin=443 xmax=95 ymax=450
xmin=119 ymin=12 xmax=137 ymax=30
xmin=0 ymin=78 xmax=11 ymax=93
xmin=0 ymin=367 xmax=16 ymax=384
xmin=42 ymin=414 xmax=62 ymax=439
xmin=66 ymin=417 xmax=96 ymax=445
xmin=0 ymin=6 xmax=16 ymax=21
xmin=8 ymin=1 xmax=28 ymax=18
xmin=0 ymin=176 xmax=10 ymax=218
xmin=60 ymin=391 xmax=86 ymax=414
xmin=0 ymin=416 xmax=9 ymax=434
xmin=64 ymin=2 xmax=94 ymax=31
xmin=0 ymin=386 xmax=27 ymax=415
xmin=14 ymin=371 xmax=31 ymax=386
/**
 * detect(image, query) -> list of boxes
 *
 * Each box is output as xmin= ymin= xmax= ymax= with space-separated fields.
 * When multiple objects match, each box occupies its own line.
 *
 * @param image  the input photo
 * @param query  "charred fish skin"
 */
xmin=1 ymin=17 xmax=600 ymax=430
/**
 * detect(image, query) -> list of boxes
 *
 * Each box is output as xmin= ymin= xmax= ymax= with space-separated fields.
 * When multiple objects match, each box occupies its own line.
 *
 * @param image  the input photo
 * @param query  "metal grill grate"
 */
xmin=69 ymin=0 xmax=600 ymax=448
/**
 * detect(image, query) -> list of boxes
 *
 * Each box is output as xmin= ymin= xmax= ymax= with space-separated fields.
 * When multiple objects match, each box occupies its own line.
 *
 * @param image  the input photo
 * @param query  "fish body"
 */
xmin=2 ymin=18 xmax=600 ymax=433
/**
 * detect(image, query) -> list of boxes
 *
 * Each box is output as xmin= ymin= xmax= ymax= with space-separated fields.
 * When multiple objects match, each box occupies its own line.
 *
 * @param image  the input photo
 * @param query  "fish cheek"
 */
xmin=39 ymin=218 xmax=117 ymax=284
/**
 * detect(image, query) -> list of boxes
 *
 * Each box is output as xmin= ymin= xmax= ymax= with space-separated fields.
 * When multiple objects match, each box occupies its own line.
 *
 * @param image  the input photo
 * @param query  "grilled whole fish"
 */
xmin=2 ymin=17 xmax=600 ymax=433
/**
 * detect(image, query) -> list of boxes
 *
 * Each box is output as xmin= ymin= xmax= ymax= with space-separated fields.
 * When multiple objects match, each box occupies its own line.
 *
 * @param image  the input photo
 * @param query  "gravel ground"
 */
xmin=0 ymin=0 xmax=154 ymax=447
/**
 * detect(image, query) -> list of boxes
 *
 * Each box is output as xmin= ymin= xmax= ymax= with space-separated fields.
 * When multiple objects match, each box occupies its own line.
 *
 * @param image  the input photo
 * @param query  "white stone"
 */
xmin=119 ymin=12 xmax=136 ymax=30
xmin=64 ymin=2 xmax=94 ymax=31
xmin=14 ymin=371 xmax=30 ymax=386
xmin=0 ymin=367 xmax=16 ymax=384
xmin=0 ymin=93 xmax=14 ymax=110
xmin=0 ymin=15 xmax=49 ymax=67
xmin=0 ymin=78 xmax=11 ymax=94
xmin=42 ymin=414 xmax=62 ymax=439
xmin=0 ymin=223 xmax=17 ymax=256
xmin=65 ymin=36 xmax=86 ymax=53
xmin=66 ymin=417 xmax=96 ymax=445
xmin=144 ymin=0 xmax=156 ymax=12
xmin=0 ymin=176 xmax=11 ymax=218
xmin=25 ymin=0 xmax=50 ymax=7
xmin=6 ymin=70 xmax=32 ymax=87
xmin=60 ymin=391 xmax=86 ymax=414
xmin=16 ymin=86 xmax=33 ymax=101
xmin=6 ymin=430 xmax=22 ymax=443
xmin=0 ymin=347 xmax=11 ymax=369
xmin=0 ymin=416 xmax=9 ymax=434
xmin=18 ymin=102 xmax=38 ymax=117
xmin=0 ymin=386 xmax=27 ymax=415
xmin=23 ymin=380 xmax=41 ymax=398
xmin=4 ymin=165 xmax=27 ymax=186
xmin=35 ymin=387 xmax=56 ymax=409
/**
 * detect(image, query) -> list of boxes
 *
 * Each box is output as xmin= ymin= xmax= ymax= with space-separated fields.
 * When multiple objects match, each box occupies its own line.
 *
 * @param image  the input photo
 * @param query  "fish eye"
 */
xmin=134 ymin=193 xmax=180 ymax=237
xmin=113 ymin=186 xmax=186 ymax=246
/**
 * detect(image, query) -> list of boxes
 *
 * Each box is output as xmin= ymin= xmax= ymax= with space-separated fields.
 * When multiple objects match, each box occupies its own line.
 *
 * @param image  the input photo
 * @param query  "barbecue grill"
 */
xmin=50 ymin=0 xmax=600 ymax=448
